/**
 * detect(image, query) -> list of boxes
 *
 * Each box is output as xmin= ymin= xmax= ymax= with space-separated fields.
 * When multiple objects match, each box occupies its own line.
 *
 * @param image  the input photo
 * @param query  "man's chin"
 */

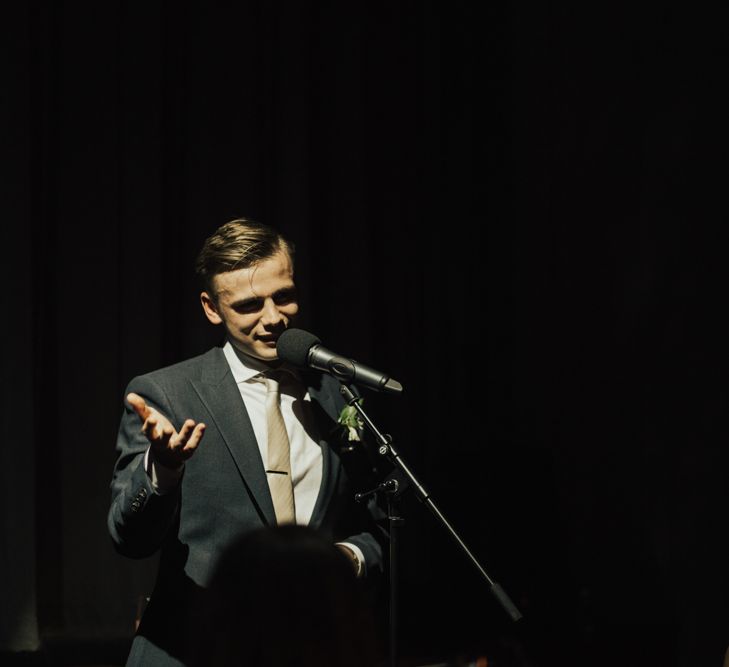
xmin=247 ymin=349 xmax=278 ymax=362
xmin=256 ymin=342 xmax=280 ymax=357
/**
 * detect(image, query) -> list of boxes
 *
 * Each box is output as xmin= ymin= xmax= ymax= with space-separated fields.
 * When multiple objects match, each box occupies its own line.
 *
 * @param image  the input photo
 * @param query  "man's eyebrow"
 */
xmin=229 ymin=296 xmax=263 ymax=309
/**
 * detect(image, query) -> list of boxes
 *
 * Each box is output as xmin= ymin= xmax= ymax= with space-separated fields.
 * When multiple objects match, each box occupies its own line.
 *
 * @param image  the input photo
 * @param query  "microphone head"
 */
xmin=276 ymin=328 xmax=320 ymax=366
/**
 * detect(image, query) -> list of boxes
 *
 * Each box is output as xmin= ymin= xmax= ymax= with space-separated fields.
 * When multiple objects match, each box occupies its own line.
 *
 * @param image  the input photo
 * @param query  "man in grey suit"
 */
xmin=108 ymin=219 xmax=383 ymax=666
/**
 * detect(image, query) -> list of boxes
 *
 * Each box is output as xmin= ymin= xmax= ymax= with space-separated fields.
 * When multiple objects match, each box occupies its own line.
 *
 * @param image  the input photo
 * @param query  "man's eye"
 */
xmin=274 ymin=290 xmax=297 ymax=305
xmin=233 ymin=300 xmax=263 ymax=314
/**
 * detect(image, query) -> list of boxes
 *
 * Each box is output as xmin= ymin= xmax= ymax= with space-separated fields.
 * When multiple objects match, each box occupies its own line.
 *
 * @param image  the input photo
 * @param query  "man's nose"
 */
xmin=260 ymin=299 xmax=283 ymax=326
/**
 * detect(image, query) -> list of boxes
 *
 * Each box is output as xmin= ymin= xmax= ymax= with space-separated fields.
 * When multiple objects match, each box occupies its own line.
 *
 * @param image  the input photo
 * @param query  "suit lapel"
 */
xmin=307 ymin=376 xmax=343 ymax=529
xmin=190 ymin=348 xmax=276 ymax=526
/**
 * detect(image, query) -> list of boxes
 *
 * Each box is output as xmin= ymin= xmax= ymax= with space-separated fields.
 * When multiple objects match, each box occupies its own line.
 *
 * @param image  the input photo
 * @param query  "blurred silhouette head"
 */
xmin=192 ymin=524 xmax=378 ymax=667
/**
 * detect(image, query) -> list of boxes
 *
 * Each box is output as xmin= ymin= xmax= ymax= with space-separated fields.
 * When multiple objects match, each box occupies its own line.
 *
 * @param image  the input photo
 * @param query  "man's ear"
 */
xmin=200 ymin=292 xmax=223 ymax=325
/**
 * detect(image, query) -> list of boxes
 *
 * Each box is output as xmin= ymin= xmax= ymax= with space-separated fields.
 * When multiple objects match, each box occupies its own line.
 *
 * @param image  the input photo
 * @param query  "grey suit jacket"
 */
xmin=108 ymin=346 xmax=383 ymax=667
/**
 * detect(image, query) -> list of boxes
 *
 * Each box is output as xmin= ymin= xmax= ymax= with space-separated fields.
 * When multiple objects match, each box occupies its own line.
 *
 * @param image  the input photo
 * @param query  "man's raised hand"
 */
xmin=127 ymin=392 xmax=206 ymax=469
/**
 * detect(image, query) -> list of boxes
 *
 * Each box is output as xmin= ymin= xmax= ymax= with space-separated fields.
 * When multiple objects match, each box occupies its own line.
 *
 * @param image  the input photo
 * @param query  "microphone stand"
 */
xmin=355 ymin=474 xmax=405 ymax=667
xmin=341 ymin=384 xmax=522 ymax=667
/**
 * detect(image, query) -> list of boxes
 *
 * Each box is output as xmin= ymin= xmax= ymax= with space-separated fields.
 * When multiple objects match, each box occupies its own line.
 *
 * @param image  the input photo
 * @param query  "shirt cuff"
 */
xmin=144 ymin=447 xmax=184 ymax=495
xmin=335 ymin=542 xmax=365 ymax=578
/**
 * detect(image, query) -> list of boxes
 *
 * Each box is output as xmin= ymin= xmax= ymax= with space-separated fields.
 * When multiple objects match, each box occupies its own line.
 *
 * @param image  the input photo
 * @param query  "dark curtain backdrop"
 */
xmin=3 ymin=2 xmax=729 ymax=666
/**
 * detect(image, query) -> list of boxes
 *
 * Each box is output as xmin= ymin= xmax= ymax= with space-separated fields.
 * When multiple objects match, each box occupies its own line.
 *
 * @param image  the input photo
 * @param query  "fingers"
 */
xmin=185 ymin=423 xmax=206 ymax=453
xmin=127 ymin=393 xmax=150 ymax=421
xmin=131 ymin=392 xmax=206 ymax=464
xmin=141 ymin=416 xmax=173 ymax=446
xmin=174 ymin=420 xmax=206 ymax=457
xmin=130 ymin=395 xmax=173 ymax=444
xmin=146 ymin=418 xmax=206 ymax=465
xmin=177 ymin=419 xmax=196 ymax=442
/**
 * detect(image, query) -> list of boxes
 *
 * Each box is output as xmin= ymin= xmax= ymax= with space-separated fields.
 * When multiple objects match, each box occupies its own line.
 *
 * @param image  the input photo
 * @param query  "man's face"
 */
xmin=200 ymin=249 xmax=299 ymax=362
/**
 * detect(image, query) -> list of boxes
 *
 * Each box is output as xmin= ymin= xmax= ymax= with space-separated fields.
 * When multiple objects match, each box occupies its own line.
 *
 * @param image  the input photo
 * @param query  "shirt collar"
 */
xmin=222 ymin=339 xmax=302 ymax=385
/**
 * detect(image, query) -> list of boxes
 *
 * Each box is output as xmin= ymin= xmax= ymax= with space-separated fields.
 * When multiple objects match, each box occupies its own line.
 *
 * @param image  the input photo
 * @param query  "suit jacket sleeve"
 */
xmin=316 ymin=377 xmax=388 ymax=577
xmin=337 ymin=496 xmax=386 ymax=577
xmin=107 ymin=374 xmax=182 ymax=558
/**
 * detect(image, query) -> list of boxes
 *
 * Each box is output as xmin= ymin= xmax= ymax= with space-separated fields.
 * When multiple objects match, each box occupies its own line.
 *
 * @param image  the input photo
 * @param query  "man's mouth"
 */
xmin=257 ymin=334 xmax=279 ymax=345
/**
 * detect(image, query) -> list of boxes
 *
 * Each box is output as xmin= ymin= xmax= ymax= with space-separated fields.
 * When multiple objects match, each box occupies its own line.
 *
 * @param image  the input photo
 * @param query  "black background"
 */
xmin=2 ymin=2 xmax=729 ymax=666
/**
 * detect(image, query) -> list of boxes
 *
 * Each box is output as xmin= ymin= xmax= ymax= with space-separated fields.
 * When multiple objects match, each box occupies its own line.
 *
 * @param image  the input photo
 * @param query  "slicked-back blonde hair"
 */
xmin=195 ymin=218 xmax=295 ymax=300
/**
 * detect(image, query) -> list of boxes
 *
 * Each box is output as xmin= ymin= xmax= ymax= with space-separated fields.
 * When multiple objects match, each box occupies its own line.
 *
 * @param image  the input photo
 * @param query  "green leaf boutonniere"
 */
xmin=338 ymin=400 xmax=364 ymax=442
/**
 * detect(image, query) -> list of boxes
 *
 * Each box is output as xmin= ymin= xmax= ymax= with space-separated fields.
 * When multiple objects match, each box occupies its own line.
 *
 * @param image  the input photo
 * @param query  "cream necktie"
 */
xmin=261 ymin=372 xmax=296 ymax=525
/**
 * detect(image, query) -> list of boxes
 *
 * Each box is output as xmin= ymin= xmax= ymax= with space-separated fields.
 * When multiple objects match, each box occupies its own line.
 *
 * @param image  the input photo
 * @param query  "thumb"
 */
xmin=127 ymin=392 xmax=150 ymax=421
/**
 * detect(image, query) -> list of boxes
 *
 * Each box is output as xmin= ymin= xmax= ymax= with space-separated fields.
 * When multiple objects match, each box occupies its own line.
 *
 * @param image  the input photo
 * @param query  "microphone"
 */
xmin=276 ymin=328 xmax=403 ymax=394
